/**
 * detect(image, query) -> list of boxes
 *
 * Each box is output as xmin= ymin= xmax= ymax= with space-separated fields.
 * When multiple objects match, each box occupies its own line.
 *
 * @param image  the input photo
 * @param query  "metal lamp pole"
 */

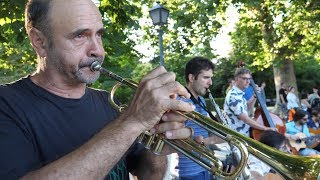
xmin=149 ymin=2 xmax=169 ymax=66
xmin=158 ymin=28 xmax=164 ymax=66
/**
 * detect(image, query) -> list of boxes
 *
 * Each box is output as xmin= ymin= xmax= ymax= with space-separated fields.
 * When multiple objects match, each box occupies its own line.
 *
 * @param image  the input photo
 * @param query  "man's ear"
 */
xmin=188 ymin=74 xmax=194 ymax=83
xmin=29 ymin=28 xmax=48 ymax=57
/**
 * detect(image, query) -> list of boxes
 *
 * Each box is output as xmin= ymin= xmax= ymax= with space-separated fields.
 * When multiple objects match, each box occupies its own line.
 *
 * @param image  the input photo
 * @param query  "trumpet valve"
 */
xmin=137 ymin=134 xmax=145 ymax=143
xmin=141 ymin=134 xmax=156 ymax=150
xmin=151 ymin=136 xmax=165 ymax=155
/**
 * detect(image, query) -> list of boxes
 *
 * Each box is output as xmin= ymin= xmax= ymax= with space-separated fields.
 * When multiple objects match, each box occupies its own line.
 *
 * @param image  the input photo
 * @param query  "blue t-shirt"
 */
xmin=285 ymin=121 xmax=320 ymax=156
xmin=286 ymin=121 xmax=310 ymax=137
xmin=243 ymin=86 xmax=254 ymax=101
xmin=178 ymin=96 xmax=209 ymax=177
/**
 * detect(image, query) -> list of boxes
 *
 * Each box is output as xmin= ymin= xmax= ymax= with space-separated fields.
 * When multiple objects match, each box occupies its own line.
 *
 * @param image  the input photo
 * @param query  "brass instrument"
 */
xmin=90 ymin=61 xmax=320 ymax=180
xmin=207 ymin=89 xmax=251 ymax=180
xmin=90 ymin=61 xmax=248 ymax=179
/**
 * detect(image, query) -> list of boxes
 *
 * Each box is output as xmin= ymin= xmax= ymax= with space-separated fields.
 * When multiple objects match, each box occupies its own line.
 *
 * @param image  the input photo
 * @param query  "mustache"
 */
xmin=79 ymin=57 xmax=104 ymax=68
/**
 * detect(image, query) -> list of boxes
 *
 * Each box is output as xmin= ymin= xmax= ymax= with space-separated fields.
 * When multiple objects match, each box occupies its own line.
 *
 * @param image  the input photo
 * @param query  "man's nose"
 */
xmin=87 ymin=37 xmax=104 ymax=58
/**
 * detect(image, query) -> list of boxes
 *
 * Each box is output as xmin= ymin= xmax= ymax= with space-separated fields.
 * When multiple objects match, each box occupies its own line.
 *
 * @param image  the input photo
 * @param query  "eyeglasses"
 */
xmin=239 ymin=77 xmax=251 ymax=81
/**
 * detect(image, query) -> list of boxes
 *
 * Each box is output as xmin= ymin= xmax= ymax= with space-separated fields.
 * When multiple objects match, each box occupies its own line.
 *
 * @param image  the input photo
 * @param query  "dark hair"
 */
xmin=259 ymin=130 xmax=286 ymax=149
xmin=234 ymin=67 xmax=251 ymax=78
xmin=301 ymin=92 xmax=308 ymax=99
xmin=228 ymin=78 xmax=234 ymax=84
xmin=25 ymin=0 xmax=52 ymax=43
xmin=293 ymin=108 xmax=308 ymax=122
xmin=311 ymin=108 xmax=320 ymax=117
xmin=185 ymin=56 xmax=215 ymax=83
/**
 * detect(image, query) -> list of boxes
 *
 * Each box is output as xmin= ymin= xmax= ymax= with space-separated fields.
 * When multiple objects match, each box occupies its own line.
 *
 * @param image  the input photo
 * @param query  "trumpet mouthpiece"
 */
xmin=90 ymin=61 xmax=101 ymax=72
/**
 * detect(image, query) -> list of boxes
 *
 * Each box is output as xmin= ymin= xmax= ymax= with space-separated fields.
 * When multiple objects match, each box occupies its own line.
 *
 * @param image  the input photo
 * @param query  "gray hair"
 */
xmin=25 ymin=0 xmax=53 ymax=45
xmin=234 ymin=67 xmax=251 ymax=77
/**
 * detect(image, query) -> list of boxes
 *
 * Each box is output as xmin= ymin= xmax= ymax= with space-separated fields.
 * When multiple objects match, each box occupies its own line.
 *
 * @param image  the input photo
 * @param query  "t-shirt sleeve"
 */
xmin=227 ymin=95 xmax=246 ymax=116
xmin=304 ymin=125 xmax=311 ymax=137
xmin=285 ymin=122 xmax=296 ymax=135
xmin=0 ymin=101 xmax=41 ymax=179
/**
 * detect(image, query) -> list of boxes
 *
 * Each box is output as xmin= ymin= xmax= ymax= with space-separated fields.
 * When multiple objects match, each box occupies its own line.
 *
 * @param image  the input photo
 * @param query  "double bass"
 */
xmin=249 ymin=77 xmax=286 ymax=140
xmin=245 ymin=67 xmax=299 ymax=154
xmin=238 ymin=62 xmax=285 ymax=140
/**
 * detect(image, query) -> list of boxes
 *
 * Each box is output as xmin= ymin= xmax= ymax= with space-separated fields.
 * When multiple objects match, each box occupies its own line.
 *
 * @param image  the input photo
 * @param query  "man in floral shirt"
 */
xmin=223 ymin=67 xmax=275 ymax=136
xmin=223 ymin=67 xmax=277 ymax=178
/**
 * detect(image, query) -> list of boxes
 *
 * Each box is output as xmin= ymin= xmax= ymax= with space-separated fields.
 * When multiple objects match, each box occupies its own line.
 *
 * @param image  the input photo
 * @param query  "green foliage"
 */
xmin=226 ymin=0 xmax=320 ymax=101
xmin=0 ymin=0 xmax=36 ymax=83
xmin=210 ymin=57 xmax=237 ymax=97
xmin=1 ymin=0 xmax=319 ymax=103
xmin=144 ymin=0 xmax=226 ymax=71
xmin=230 ymin=0 xmax=320 ymax=67
xmin=295 ymin=58 xmax=320 ymax=94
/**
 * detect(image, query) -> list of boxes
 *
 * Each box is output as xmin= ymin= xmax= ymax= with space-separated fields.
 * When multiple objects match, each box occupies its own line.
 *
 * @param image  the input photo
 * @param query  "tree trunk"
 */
xmin=272 ymin=59 xmax=297 ymax=115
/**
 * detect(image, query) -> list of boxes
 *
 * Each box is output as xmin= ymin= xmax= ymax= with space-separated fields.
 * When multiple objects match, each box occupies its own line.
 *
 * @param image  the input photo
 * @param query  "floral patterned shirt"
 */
xmin=224 ymin=86 xmax=250 ymax=136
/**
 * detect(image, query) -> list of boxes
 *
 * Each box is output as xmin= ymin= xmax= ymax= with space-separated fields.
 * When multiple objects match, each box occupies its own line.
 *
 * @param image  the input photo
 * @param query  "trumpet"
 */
xmin=90 ymin=61 xmax=320 ymax=180
xmin=90 ymin=61 xmax=248 ymax=179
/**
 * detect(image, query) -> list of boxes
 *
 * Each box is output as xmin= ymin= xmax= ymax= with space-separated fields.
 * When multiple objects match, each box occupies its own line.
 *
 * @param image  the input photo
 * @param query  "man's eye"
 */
xmin=97 ymin=32 xmax=103 ymax=37
xmin=75 ymin=34 xmax=85 ymax=39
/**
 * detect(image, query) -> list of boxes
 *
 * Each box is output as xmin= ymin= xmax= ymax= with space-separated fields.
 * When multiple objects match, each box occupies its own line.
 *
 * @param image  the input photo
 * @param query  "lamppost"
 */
xmin=149 ymin=2 xmax=169 ymax=66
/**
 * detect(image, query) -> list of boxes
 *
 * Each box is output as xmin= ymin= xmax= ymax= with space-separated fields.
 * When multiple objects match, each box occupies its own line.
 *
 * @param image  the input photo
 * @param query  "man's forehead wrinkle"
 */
xmin=50 ymin=0 xmax=102 ymax=31
xmin=50 ymin=0 xmax=101 ymax=19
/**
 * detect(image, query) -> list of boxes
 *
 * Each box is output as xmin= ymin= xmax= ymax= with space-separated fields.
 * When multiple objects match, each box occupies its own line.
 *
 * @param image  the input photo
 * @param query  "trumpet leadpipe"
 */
xmin=90 ymin=61 xmax=137 ymax=89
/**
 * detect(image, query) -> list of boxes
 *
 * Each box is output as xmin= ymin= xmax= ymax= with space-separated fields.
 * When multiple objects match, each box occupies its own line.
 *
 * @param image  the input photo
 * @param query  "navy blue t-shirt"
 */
xmin=0 ymin=77 xmax=138 ymax=179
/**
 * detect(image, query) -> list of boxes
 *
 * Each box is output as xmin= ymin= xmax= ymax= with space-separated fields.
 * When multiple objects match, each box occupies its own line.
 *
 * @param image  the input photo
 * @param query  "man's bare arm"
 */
xmin=238 ymin=113 xmax=273 ymax=131
xmin=247 ymin=95 xmax=257 ymax=109
xmin=21 ymin=116 xmax=143 ymax=180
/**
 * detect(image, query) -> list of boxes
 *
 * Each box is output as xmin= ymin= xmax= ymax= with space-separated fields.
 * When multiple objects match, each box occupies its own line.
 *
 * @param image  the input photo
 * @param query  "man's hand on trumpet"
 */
xmin=122 ymin=66 xmax=196 ymax=141
xmin=117 ymin=66 xmax=197 ymax=178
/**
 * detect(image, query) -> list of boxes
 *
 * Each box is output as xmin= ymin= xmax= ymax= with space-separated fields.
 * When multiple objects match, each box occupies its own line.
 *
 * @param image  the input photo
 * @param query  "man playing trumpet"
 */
xmin=0 ymin=0 xmax=195 ymax=179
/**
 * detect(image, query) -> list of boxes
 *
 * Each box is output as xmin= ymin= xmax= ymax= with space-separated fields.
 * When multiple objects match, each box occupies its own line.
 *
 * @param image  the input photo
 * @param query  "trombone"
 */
xmin=90 ymin=61 xmax=320 ymax=180
xmin=207 ymin=90 xmax=251 ymax=180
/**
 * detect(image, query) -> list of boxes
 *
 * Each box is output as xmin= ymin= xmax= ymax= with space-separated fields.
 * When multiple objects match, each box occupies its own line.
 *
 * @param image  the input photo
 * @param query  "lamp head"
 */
xmin=149 ymin=2 xmax=169 ymax=26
